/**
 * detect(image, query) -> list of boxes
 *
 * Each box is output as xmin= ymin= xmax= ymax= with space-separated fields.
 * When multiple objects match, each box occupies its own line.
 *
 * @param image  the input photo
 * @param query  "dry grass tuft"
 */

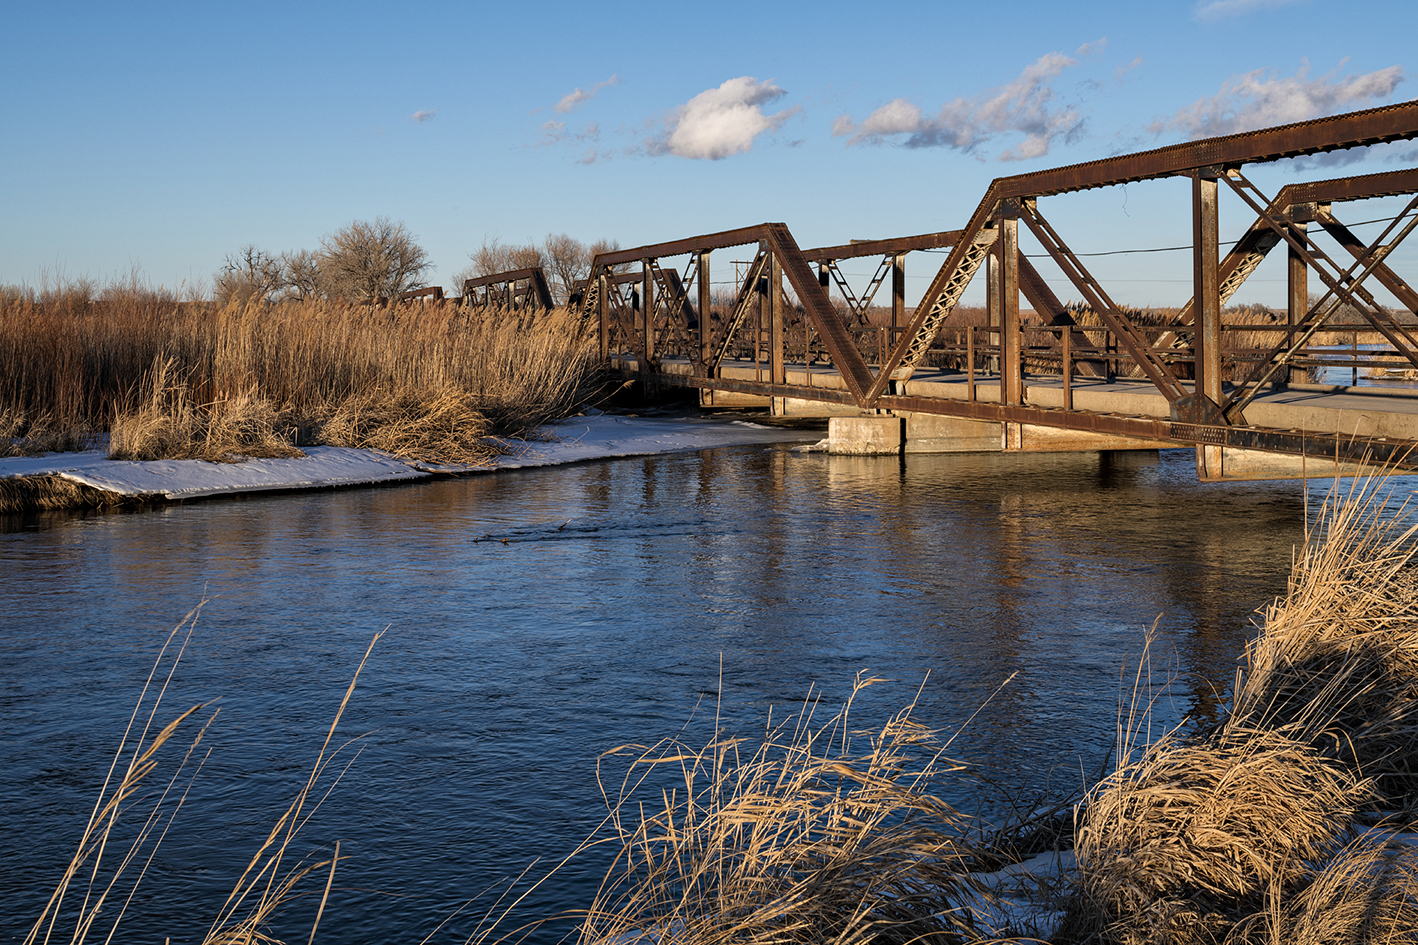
xmin=307 ymin=386 xmax=497 ymax=465
xmin=1272 ymin=833 xmax=1418 ymax=945
xmin=1057 ymin=474 xmax=1418 ymax=945
xmin=203 ymin=633 xmax=379 ymax=945
xmin=1 ymin=410 xmax=97 ymax=457
xmin=1063 ymin=732 xmax=1371 ymax=945
xmin=24 ymin=607 xmax=218 ymax=945
xmin=1 ymin=284 xmax=605 ymax=468
xmin=25 ymin=606 xmax=379 ymax=945
xmin=581 ymin=676 xmax=993 ymax=945
xmin=0 ymin=474 xmax=129 ymax=513
xmin=109 ymin=358 xmax=304 ymax=463
xmin=1225 ymin=477 xmax=1418 ymax=806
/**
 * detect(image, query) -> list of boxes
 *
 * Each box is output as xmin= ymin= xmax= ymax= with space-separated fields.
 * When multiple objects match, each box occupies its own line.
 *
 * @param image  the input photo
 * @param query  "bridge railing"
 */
xmin=585 ymin=102 xmax=1418 ymax=472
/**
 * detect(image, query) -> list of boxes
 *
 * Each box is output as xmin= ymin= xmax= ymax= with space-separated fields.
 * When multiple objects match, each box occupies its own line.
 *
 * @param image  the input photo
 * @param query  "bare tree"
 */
xmin=542 ymin=233 xmax=586 ymax=304
xmin=467 ymin=238 xmax=511 ymax=279
xmin=319 ymin=217 xmax=430 ymax=303
xmin=281 ymin=249 xmax=325 ymax=300
xmin=215 ymin=245 xmax=286 ymax=305
xmin=587 ymin=238 xmax=632 ymax=275
xmin=458 ymin=235 xmax=625 ymax=303
xmin=469 ymin=238 xmax=547 ymax=278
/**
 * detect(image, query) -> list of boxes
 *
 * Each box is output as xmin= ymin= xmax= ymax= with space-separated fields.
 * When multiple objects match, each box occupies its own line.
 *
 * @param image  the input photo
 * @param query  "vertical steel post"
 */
xmin=598 ymin=271 xmax=609 ymax=363
xmin=769 ymin=251 xmax=785 ymax=386
xmin=1286 ymin=220 xmax=1308 ymax=387
xmin=1000 ymin=205 xmax=1022 ymax=407
xmin=1193 ymin=171 xmax=1223 ymax=407
xmin=698 ymin=251 xmax=712 ymax=369
xmin=891 ymin=252 xmax=906 ymax=346
xmin=1062 ymin=327 xmax=1073 ymax=411
xmin=1193 ymin=170 xmax=1223 ymax=476
xmin=987 ymin=250 xmax=1001 ymax=375
xmin=642 ymin=260 xmax=654 ymax=365
xmin=966 ymin=326 xmax=976 ymax=402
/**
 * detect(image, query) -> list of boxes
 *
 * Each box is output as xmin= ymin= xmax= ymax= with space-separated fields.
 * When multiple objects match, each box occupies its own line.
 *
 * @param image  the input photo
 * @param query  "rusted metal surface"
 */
xmin=996 ymin=100 xmax=1418 ymax=199
xmin=462 ymin=267 xmax=555 ymax=310
xmin=644 ymin=370 xmax=1418 ymax=471
xmin=587 ymin=103 xmax=1418 ymax=478
xmin=1154 ymin=167 xmax=1418 ymax=354
xmin=873 ymin=103 xmax=1418 ymax=407
xmin=800 ymin=230 xmax=963 ymax=262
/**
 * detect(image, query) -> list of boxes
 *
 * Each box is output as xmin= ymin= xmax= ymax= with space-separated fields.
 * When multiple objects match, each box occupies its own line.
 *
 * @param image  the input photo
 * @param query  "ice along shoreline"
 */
xmin=0 ymin=413 xmax=821 ymax=510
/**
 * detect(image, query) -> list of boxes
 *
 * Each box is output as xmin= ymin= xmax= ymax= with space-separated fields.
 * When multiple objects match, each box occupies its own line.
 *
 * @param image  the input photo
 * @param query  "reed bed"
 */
xmin=581 ymin=677 xmax=999 ymax=945
xmin=1059 ymin=475 xmax=1418 ymax=945
xmin=1224 ymin=477 xmax=1418 ymax=805
xmin=0 ymin=282 xmax=605 ymax=466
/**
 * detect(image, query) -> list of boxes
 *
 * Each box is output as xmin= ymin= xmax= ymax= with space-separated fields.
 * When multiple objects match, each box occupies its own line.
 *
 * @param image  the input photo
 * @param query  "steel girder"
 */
xmin=461 ymin=267 xmax=555 ymax=310
xmin=584 ymin=102 xmax=1418 ymax=471
xmin=872 ymin=101 xmax=1418 ymax=410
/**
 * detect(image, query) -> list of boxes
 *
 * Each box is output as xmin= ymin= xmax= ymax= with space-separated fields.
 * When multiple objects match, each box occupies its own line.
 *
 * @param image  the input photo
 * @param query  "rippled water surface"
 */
xmin=0 ymin=442 xmax=1353 ymax=942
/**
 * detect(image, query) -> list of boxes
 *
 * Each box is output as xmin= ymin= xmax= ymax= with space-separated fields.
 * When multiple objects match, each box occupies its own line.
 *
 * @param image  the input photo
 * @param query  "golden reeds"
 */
xmin=0 ymin=283 xmax=605 ymax=465
xmin=25 ymin=607 xmax=380 ymax=945
xmin=582 ymin=676 xmax=993 ymax=945
xmin=1225 ymin=476 xmax=1418 ymax=804
xmin=0 ymin=474 xmax=127 ymax=514
xmin=24 ymin=606 xmax=219 ymax=945
xmin=1060 ymin=473 xmax=1418 ymax=945
xmin=1064 ymin=732 xmax=1372 ymax=945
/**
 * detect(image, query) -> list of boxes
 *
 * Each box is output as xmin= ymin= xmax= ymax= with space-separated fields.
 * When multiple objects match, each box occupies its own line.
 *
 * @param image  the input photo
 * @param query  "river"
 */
xmin=0 ymin=441 xmax=1356 ymax=943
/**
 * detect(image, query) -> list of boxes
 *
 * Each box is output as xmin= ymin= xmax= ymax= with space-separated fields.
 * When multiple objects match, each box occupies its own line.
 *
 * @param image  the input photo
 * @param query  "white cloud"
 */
xmin=1149 ymin=63 xmax=1405 ymax=139
xmin=556 ymin=74 xmax=620 ymax=114
xmin=1281 ymin=139 xmax=1418 ymax=171
xmin=538 ymin=120 xmax=600 ymax=147
xmin=648 ymin=77 xmax=796 ymax=160
xmin=834 ymin=49 xmax=1093 ymax=160
xmin=412 ymin=109 xmax=436 ymax=123
xmin=1195 ymin=0 xmax=1303 ymax=22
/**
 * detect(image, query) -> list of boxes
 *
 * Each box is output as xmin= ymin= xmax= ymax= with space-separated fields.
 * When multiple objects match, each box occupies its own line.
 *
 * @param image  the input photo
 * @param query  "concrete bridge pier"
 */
xmin=826 ymin=414 xmax=1172 ymax=456
xmin=828 ymin=414 xmax=1385 ymax=482
xmin=1194 ymin=445 xmax=1370 ymax=482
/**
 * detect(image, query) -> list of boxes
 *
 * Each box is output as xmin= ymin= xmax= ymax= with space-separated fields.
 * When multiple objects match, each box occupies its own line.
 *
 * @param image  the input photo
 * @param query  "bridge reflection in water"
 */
xmin=0 ymin=443 xmax=1333 ymax=943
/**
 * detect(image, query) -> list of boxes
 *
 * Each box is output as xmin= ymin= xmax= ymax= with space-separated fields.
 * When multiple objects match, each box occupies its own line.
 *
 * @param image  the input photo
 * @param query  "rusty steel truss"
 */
xmin=581 ymin=100 xmax=1418 ymax=474
xmin=462 ymin=267 xmax=555 ymax=311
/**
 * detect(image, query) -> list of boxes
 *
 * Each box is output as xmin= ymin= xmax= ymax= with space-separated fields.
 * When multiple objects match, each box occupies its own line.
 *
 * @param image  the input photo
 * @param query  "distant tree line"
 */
xmin=454 ymin=233 xmax=623 ymax=305
xmin=217 ymin=221 xmax=624 ymax=308
xmin=216 ymin=217 xmax=431 ymax=306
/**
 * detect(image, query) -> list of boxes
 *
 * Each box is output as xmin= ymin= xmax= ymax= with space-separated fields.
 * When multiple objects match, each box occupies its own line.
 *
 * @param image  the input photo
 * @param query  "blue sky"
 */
xmin=3 ymin=0 xmax=1416 ymax=308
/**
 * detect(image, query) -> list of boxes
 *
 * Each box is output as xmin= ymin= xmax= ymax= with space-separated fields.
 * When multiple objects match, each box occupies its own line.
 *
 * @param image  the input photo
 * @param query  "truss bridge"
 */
xmin=580 ymin=101 xmax=1418 ymax=481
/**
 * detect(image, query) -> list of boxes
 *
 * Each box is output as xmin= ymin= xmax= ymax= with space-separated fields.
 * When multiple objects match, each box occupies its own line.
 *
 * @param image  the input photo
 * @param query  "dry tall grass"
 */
xmin=581 ymin=676 xmax=999 ymax=945
xmin=1224 ymin=477 xmax=1418 ymax=805
xmin=25 ymin=606 xmax=218 ymax=945
xmin=1 ymin=282 xmax=604 ymax=466
xmin=1063 ymin=732 xmax=1372 ymax=945
xmin=26 ymin=605 xmax=379 ymax=945
xmin=1060 ymin=475 xmax=1418 ymax=945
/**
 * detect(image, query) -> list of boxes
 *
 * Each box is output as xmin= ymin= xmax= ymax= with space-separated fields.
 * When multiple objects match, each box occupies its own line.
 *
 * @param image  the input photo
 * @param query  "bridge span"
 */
xmin=577 ymin=101 xmax=1418 ymax=481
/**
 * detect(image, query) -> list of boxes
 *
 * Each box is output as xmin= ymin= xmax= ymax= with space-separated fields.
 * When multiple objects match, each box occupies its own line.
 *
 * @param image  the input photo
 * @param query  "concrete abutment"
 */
xmin=826 ymin=413 xmax=1172 ymax=456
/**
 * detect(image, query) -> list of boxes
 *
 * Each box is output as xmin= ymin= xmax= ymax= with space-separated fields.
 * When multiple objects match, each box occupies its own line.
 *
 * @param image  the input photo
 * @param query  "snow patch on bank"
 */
xmin=477 ymin=414 xmax=814 ymax=472
xmin=0 ymin=415 xmax=814 ymax=500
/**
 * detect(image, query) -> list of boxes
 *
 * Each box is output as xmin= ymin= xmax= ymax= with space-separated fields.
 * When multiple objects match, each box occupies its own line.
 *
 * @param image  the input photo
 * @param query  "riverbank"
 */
xmin=0 ymin=411 xmax=820 ymax=512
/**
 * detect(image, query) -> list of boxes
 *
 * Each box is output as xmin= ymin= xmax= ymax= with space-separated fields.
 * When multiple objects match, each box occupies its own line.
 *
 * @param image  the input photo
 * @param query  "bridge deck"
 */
xmin=618 ymin=354 xmax=1418 ymax=445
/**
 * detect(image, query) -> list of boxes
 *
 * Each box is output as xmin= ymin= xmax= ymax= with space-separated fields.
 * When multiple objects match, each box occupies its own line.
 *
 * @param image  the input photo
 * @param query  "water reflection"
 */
xmin=0 ymin=445 xmax=1347 ymax=942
